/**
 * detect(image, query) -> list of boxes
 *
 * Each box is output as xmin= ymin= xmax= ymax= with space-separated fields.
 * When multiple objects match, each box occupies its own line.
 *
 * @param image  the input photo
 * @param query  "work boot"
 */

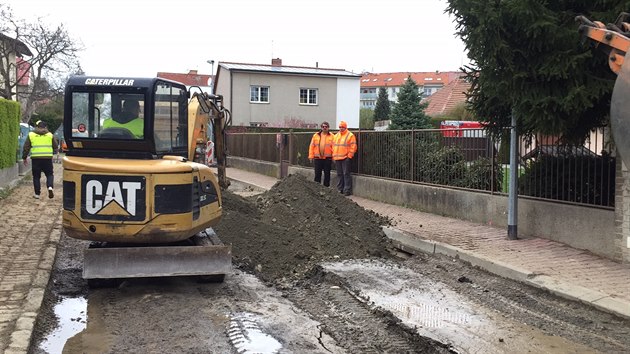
xmin=48 ymin=187 xmax=54 ymax=199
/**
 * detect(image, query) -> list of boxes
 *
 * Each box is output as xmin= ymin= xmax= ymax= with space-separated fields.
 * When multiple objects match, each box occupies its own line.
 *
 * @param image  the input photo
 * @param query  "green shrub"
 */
xmin=0 ymin=99 xmax=20 ymax=169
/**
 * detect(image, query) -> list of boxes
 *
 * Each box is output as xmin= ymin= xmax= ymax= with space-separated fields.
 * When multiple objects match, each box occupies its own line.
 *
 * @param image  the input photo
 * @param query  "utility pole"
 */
xmin=508 ymin=112 xmax=519 ymax=240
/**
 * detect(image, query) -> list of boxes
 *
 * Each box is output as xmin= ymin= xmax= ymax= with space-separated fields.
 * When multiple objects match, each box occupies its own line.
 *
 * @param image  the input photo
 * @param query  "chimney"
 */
xmin=272 ymin=58 xmax=282 ymax=66
xmin=189 ymin=69 xmax=198 ymax=75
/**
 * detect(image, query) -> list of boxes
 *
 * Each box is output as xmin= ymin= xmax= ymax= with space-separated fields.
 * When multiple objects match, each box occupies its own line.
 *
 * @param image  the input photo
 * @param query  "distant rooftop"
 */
xmin=219 ymin=59 xmax=360 ymax=78
xmin=360 ymin=71 xmax=463 ymax=88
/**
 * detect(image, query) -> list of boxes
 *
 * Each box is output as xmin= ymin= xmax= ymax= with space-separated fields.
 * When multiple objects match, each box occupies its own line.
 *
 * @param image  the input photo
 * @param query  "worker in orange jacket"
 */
xmin=308 ymin=121 xmax=334 ymax=187
xmin=332 ymin=120 xmax=357 ymax=196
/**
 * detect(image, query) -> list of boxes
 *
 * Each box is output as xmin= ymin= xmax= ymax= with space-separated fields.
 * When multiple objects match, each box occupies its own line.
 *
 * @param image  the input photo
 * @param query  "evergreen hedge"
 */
xmin=0 ymin=99 xmax=20 ymax=169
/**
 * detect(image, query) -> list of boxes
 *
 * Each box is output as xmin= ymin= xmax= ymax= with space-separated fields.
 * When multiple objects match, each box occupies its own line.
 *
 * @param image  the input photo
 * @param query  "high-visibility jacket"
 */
xmin=308 ymin=131 xmax=334 ymax=159
xmin=103 ymin=118 xmax=144 ymax=138
xmin=28 ymin=132 xmax=54 ymax=158
xmin=332 ymin=130 xmax=357 ymax=160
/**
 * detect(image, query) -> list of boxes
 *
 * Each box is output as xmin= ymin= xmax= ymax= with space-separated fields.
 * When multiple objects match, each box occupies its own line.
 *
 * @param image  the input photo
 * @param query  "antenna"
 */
xmin=271 ymin=40 xmax=274 ymax=59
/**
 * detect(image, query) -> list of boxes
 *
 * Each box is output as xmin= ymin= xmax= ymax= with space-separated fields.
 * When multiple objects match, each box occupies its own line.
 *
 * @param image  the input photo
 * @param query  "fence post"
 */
xmin=411 ymin=129 xmax=415 ymax=182
xmin=508 ymin=113 xmax=519 ymax=240
xmin=258 ymin=133 xmax=262 ymax=160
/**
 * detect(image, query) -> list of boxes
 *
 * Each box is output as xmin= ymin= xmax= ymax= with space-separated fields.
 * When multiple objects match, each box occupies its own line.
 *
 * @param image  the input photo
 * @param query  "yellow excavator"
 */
xmin=577 ymin=13 xmax=630 ymax=167
xmin=62 ymin=76 xmax=231 ymax=283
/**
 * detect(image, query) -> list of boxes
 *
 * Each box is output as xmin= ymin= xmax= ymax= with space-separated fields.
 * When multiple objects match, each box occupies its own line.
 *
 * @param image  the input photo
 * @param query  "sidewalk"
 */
xmin=0 ymin=162 xmax=63 ymax=354
xmin=223 ymin=167 xmax=630 ymax=320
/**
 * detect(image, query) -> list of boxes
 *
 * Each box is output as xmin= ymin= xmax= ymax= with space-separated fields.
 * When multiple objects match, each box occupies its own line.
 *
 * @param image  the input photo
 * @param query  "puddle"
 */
xmin=228 ymin=312 xmax=283 ymax=354
xmin=39 ymin=297 xmax=87 ymax=354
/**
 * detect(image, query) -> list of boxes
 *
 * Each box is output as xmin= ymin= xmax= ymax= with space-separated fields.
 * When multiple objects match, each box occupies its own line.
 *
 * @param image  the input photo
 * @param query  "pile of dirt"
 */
xmin=215 ymin=174 xmax=394 ymax=286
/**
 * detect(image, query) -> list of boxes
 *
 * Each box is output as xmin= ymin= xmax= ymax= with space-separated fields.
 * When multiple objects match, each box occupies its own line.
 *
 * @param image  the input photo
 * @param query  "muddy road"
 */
xmin=28 ymin=175 xmax=630 ymax=353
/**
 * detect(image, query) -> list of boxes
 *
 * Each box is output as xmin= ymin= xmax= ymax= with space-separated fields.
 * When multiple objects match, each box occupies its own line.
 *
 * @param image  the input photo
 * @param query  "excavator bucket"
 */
xmin=611 ymin=49 xmax=630 ymax=168
xmin=83 ymin=228 xmax=231 ymax=279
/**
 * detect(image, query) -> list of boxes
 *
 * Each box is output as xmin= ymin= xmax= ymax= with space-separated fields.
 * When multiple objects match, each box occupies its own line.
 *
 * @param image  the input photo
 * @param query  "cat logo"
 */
xmin=81 ymin=175 xmax=146 ymax=221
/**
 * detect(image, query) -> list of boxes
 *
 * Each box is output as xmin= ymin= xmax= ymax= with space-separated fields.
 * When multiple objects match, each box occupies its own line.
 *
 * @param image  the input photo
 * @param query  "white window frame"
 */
xmin=250 ymin=86 xmax=269 ymax=103
xmin=299 ymin=88 xmax=318 ymax=105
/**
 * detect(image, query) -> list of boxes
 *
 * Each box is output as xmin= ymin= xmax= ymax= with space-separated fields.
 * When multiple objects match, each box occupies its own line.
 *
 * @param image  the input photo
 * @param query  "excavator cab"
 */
xmin=62 ymin=76 xmax=231 ymax=282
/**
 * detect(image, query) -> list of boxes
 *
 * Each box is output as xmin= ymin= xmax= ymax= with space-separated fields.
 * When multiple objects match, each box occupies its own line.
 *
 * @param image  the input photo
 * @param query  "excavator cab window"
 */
xmin=69 ymin=92 xmax=145 ymax=140
xmin=153 ymin=82 xmax=188 ymax=154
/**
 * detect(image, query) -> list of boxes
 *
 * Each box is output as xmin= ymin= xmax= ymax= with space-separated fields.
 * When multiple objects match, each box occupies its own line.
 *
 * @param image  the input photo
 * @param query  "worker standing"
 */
xmin=332 ymin=120 xmax=357 ymax=196
xmin=308 ymin=121 xmax=334 ymax=187
xmin=23 ymin=120 xmax=59 ymax=199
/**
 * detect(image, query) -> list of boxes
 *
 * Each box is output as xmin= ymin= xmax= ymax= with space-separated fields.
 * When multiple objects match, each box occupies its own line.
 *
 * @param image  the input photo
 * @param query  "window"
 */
xmin=250 ymin=86 xmax=269 ymax=103
xmin=71 ymin=92 xmax=145 ymax=140
xmin=300 ymin=88 xmax=318 ymax=105
xmin=154 ymin=83 xmax=188 ymax=153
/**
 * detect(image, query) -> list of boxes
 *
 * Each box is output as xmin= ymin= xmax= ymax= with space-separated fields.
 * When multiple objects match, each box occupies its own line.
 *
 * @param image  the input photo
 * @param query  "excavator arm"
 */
xmin=577 ymin=13 xmax=630 ymax=167
xmin=189 ymin=91 xmax=231 ymax=189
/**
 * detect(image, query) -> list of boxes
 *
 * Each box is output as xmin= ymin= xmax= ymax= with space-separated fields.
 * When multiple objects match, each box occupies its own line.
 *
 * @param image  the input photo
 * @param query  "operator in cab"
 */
xmin=102 ymin=98 xmax=144 ymax=138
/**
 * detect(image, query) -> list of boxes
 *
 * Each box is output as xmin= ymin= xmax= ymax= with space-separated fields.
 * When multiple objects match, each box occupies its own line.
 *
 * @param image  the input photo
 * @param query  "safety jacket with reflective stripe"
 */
xmin=308 ymin=131 xmax=334 ymax=159
xmin=332 ymin=130 xmax=357 ymax=160
xmin=28 ymin=132 xmax=54 ymax=158
xmin=103 ymin=118 xmax=144 ymax=138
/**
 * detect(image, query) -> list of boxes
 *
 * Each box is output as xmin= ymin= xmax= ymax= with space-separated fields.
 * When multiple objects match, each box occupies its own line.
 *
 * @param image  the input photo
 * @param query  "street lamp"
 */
xmin=207 ymin=60 xmax=215 ymax=94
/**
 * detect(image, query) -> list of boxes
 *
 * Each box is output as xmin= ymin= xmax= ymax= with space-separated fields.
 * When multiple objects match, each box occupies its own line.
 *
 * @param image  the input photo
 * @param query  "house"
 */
xmin=360 ymin=71 xmax=463 ymax=109
xmin=0 ymin=33 xmax=32 ymax=100
xmin=214 ymin=58 xmax=361 ymax=128
xmin=423 ymin=76 xmax=471 ymax=117
xmin=157 ymin=69 xmax=213 ymax=95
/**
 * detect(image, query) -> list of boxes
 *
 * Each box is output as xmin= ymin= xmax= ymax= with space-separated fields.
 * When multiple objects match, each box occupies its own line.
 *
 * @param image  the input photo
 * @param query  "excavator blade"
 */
xmin=611 ymin=49 xmax=630 ymax=168
xmin=83 ymin=228 xmax=231 ymax=279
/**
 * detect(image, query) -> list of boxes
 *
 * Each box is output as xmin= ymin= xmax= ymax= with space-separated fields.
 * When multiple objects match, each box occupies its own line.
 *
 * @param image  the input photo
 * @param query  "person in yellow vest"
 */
xmin=102 ymin=98 xmax=144 ymax=138
xmin=22 ymin=120 xmax=59 ymax=199
xmin=308 ymin=121 xmax=334 ymax=187
xmin=332 ymin=120 xmax=357 ymax=196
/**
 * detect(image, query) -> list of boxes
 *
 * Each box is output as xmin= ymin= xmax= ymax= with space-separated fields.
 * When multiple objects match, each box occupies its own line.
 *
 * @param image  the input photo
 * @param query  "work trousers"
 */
xmin=335 ymin=158 xmax=352 ymax=194
xmin=313 ymin=158 xmax=332 ymax=187
xmin=31 ymin=158 xmax=54 ymax=195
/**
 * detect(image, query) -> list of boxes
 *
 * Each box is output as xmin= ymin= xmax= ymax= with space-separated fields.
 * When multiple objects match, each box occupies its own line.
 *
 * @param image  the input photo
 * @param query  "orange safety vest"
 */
xmin=332 ymin=130 xmax=357 ymax=160
xmin=308 ymin=132 xmax=334 ymax=159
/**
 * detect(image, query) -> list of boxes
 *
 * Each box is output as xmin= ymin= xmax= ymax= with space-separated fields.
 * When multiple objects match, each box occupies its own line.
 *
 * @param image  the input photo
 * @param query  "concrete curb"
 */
xmin=382 ymin=226 xmax=630 ymax=320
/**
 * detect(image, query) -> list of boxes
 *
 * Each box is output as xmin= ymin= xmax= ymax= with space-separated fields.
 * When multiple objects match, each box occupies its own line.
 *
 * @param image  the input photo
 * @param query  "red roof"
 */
xmin=360 ymin=71 xmax=463 ymax=88
xmin=423 ymin=77 xmax=471 ymax=117
xmin=157 ymin=70 xmax=212 ymax=87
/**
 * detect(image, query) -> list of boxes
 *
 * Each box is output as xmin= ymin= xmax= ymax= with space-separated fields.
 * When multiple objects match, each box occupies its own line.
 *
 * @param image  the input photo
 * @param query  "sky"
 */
xmin=8 ymin=0 xmax=470 ymax=77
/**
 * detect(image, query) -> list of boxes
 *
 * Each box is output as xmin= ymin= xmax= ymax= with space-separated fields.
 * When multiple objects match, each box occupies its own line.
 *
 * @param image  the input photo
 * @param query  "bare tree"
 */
xmin=0 ymin=4 xmax=82 ymax=122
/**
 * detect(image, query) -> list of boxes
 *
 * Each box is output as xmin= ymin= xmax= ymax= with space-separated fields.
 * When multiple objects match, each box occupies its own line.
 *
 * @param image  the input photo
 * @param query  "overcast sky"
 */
xmin=8 ymin=0 xmax=470 ymax=77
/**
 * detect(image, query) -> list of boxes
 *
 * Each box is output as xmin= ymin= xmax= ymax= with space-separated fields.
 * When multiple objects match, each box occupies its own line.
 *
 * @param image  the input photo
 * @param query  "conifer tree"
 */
xmin=374 ymin=87 xmax=391 ymax=121
xmin=445 ymin=0 xmax=625 ymax=142
xmin=388 ymin=76 xmax=432 ymax=130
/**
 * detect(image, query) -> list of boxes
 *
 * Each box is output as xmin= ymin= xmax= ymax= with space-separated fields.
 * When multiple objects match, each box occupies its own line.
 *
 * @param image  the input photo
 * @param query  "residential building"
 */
xmin=0 ymin=33 xmax=32 ymax=101
xmin=214 ymin=58 xmax=361 ymax=128
xmin=157 ymin=69 xmax=213 ymax=95
xmin=423 ymin=76 xmax=471 ymax=117
xmin=360 ymin=71 xmax=463 ymax=109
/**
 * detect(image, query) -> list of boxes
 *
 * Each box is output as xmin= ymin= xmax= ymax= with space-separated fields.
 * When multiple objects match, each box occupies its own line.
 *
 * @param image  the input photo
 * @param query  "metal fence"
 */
xmin=226 ymin=127 xmax=615 ymax=209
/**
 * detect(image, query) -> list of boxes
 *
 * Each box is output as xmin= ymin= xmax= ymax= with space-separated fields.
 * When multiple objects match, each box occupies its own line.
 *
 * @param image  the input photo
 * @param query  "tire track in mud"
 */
xmin=403 ymin=253 xmax=630 ymax=353
xmin=285 ymin=268 xmax=455 ymax=354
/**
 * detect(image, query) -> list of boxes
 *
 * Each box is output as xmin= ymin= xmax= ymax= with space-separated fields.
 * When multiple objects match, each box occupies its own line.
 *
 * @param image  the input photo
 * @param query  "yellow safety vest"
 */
xmin=103 ymin=118 xmax=144 ymax=138
xmin=28 ymin=132 xmax=54 ymax=158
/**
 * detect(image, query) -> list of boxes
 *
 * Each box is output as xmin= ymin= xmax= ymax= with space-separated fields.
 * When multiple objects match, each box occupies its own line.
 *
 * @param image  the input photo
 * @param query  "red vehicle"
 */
xmin=440 ymin=120 xmax=485 ymax=137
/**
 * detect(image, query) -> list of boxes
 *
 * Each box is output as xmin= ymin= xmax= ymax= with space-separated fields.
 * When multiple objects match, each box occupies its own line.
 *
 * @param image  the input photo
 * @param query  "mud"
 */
xmin=28 ymin=173 xmax=630 ymax=353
